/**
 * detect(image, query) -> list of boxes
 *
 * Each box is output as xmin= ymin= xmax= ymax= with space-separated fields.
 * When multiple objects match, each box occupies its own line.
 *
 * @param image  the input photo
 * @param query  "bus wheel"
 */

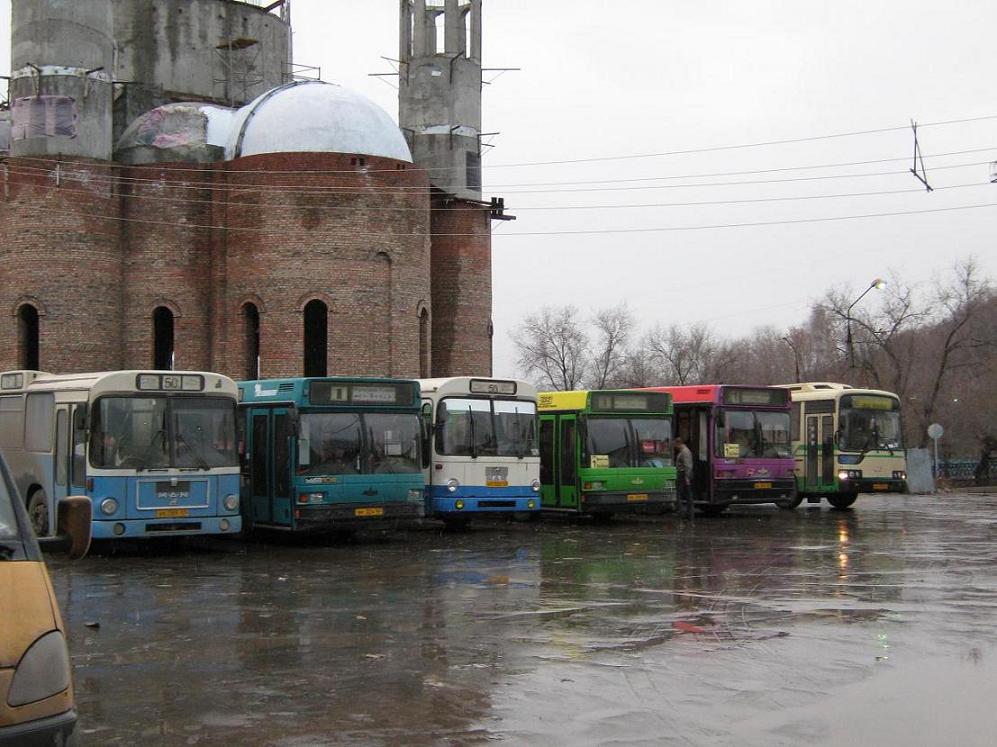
xmin=777 ymin=495 xmax=804 ymax=510
xmin=827 ymin=493 xmax=858 ymax=510
xmin=698 ymin=504 xmax=727 ymax=517
xmin=27 ymin=491 xmax=49 ymax=537
xmin=591 ymin=512 xmax=614 ymax=524
xmin=442 ymin=516 xmax=471 ymax=531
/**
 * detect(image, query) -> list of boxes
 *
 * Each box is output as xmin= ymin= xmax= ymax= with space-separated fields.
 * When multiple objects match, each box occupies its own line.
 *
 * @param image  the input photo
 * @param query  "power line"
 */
xmin=21 ymin=198 xmax=997 ymax=238
xmin=2 ymin=165 xmax=985 ymax=213
xmin=4 ymin=156 xmax=992 ymax=199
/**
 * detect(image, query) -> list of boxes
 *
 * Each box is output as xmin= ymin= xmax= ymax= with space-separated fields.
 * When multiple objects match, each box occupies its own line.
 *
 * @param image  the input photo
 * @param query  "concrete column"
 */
xmin=399 ymin=0 xmax=411 ymax=62
xmin=445 ymin=0 xmax=460 ymax=55
xmin=412 ymin=0 xmax=428 ymax=57
xmin=471 ymin=0 xmax=482 ymax=61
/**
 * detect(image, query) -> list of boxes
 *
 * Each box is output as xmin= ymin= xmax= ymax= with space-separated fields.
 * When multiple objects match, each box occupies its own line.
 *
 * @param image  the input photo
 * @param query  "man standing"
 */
xmin=674 ymin=437 xmax=694 ymax=519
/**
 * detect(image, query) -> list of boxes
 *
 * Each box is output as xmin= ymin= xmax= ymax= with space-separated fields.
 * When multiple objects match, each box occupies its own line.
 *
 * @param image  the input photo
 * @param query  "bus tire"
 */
xmin=27 ymin=490 xmax=49 ymax=537
xmin=827 ymin=493 xmax=858 ymax=510
xmin=777 ymin=495 xmax=804 ymax=510
xmin=442 ymin=516 xmax=471 ymax=531
xmin=591 ymin=512 xmax=614 ymax=524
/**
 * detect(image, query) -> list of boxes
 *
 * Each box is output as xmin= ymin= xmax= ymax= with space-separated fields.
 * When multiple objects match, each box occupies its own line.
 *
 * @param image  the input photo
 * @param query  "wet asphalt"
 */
xmin=46 ymin=492 xmax=997 ymax=746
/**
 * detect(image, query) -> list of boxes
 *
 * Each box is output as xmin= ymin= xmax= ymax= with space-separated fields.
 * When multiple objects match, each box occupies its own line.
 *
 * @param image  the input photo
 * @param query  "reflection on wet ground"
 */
xmin=47 ymin=493 xmax=997 ymax=745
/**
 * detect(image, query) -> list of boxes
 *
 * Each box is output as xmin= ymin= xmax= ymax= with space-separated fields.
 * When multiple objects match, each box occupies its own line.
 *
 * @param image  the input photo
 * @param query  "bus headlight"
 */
xmin=446 ymin=478 xmax=460 ymax=494
xmin=454 ymin=499 xmax=465 ymax=510
xmin=99 ymin=497 xmax=118 ymax=515
xmin=893 ymin=471 xmax=907 ymax=480
xmin=527 ymin=499 xmax=536 ymax=510
xmin=837 ymin=469 xmax=862 ymax=480
xmin=530 ymin=479 xmax=542 ymax=493
xmin=7 ymin=631 xmax=71 ymax=706
xmin=223 ymin=494 xmax=239 ymax=512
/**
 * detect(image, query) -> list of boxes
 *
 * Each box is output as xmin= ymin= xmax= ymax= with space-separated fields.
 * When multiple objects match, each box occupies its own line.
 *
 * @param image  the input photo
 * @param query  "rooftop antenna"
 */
xmin=909 ymin=119 xmax=933 ymax=192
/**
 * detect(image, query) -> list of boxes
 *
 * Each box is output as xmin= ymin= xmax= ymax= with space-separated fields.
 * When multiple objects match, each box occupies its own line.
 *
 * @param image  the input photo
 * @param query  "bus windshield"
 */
xmin=584 ymin=417 xmax=672 ymax=468
xmin=90 ymin=396 xmax=238 ymax=469
xmin=436 ymin=398 xmax=537 ymax=458
xmin=298 ymin=412 xmax=421 ymax=475
xmin=839 ymin=396 xmax=903 ymax=452
xmin=716 ymin=409 xmax=792 ymax=459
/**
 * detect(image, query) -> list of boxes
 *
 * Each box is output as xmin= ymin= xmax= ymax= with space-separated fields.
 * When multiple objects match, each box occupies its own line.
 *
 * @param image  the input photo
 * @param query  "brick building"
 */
xmin=0 ymin=0 xmax=493 ymax=380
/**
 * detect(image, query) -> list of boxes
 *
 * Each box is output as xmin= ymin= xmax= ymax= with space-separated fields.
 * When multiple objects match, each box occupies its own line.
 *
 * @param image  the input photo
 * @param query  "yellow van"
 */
xmin=0 ymin=453 xmax=90 ymax=746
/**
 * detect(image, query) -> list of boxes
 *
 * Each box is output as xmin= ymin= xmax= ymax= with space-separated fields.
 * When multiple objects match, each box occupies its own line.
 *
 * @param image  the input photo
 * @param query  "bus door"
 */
xmin=675 ymin=406 xmax=710 ymax=502
xmin=804 ymin=404 xmax=835 ymax=490
xmin=249 ymin=407 xmax=295 ymax=527
xmin=52 ymin=405 xmax=71 ymax=509
xmin=539 ymin=417 xmax=556 ymax=508
xmin=556 ymin=415 xmax=578 ymax=509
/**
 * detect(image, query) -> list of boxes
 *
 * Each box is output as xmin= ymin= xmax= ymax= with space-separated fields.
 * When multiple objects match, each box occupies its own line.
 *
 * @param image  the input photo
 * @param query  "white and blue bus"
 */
xmin=0 ymin=370 xmax=241 ymax=539
xmin=418 ymin=377 xmax=541 ymax=528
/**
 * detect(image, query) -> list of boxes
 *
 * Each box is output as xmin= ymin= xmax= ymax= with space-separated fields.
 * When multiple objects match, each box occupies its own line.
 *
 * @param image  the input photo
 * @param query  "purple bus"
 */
xmin=643 ymin=385 xmax=796 ymax=515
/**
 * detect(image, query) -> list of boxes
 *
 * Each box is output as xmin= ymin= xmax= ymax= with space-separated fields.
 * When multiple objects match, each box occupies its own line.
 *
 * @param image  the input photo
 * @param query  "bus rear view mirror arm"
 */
xmin=38 ymin=496 xmax=93 ymax=560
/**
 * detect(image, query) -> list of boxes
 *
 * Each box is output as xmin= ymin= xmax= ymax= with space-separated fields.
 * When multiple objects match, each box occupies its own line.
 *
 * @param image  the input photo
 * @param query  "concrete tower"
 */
xmin=399 ymin=0 xmax=492 ymax=376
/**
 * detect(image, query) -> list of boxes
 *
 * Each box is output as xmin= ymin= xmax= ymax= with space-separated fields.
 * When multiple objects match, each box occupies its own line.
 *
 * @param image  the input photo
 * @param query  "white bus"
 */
xmin=418 ymin=377 xmax=541 ymax=528
xmin=0 ymin=370 xmax=242 ymax=539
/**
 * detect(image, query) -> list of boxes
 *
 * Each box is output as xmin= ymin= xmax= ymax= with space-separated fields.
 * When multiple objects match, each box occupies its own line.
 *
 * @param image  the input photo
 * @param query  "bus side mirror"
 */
xmin=38 ymin=496 xmax=92 ymax=560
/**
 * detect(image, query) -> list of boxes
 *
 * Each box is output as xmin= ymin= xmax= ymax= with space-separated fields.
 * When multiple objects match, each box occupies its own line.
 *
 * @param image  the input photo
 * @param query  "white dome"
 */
xmin=225 ymin=81 xmax=412 ymax=162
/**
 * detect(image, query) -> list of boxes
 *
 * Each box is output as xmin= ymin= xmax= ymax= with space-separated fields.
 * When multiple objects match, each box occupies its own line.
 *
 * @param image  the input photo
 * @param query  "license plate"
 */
xmin=754 ymin=482 xmax=773 ymax=489
xmin=873 ymin=483 xmax=889 ymax=491
xmin=354 ymin=507 xmax=384 ymax=518
xmin=627 ymin=493 xmax=648 ymax=502
xmin=155 ymin=508 xmax=189 ymax=518
xmin=486 ymin=480 xmax=508 ymax=487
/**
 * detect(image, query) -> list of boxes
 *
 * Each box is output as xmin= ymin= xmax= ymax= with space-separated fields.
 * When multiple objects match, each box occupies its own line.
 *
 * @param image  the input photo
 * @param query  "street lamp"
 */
xmin=846 ymin=278 xmax=886 ymax=371
xmin=781 ymin=336 xmax=801 ymax=381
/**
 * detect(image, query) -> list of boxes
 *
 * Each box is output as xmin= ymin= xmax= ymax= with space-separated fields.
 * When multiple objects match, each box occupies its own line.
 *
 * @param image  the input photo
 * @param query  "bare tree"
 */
xmin=512 ymin=305 xmax=589 ymax=391
xmin=587 ymin=303 xmax=634 ymax=389
xmin=644 ymin=322 xmax=739 ymax=384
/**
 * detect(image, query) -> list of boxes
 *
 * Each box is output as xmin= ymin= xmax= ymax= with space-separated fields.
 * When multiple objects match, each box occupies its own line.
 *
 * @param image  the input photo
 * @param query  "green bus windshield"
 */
xmin=839 ymin=395 xmax=902 ymax=452
xmin=583 ymin=416 xmax=672 ymax=468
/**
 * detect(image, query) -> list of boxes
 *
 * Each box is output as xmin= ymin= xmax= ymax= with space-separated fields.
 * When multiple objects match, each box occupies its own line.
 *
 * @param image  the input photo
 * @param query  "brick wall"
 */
xmin=0 ymin=157 xmax=123 ymax=373
xmin=430 ymin=196 xmax=492 ymax=376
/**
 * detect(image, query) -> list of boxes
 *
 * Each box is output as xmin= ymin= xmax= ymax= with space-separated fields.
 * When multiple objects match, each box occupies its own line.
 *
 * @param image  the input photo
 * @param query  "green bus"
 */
xmin=238 ymin=377 xmax=424 ymax=532
xmin=537 ymin=390 xmax=677 ymax=518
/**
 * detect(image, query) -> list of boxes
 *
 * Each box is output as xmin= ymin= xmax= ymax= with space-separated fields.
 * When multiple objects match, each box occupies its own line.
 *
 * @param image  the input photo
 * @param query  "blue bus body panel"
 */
xmin=427 ymin=484 xmax=539 ymax=516
xmin=88 ymin=474 xmax=241 ymax=538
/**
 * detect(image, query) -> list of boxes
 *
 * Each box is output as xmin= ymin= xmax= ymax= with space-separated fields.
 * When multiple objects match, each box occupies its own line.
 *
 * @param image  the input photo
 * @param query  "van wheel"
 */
xmin=828 ymin=493 xmax=858 ymax=510
xmin=27 ymin=491 xmax=50 ymax=537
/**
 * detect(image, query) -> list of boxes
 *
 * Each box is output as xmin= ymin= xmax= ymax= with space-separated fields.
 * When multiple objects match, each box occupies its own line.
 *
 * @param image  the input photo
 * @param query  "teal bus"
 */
xmin=537 ymin=389 xmax=677 ymax=519
xmin=238 ymin=378 xmax=424 ymax=532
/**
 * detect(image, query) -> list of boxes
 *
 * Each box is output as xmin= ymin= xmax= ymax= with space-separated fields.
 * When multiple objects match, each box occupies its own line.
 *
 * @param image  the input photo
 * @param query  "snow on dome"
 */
xmin=115 ymin=103 xmax=234 ymax=164
xmin=225 ymin=80 xmax=412 ymax=162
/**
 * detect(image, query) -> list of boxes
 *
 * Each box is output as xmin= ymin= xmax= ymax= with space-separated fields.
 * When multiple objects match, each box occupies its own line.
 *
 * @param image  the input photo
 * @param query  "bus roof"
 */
xmin=775 ymin=383 xmax=901 ymax=402
xmin=642 ymin=384 xmax=789 ymax=407
xmin=417 ymin=377 xmax=537 ymax=400
xmin=0 ymin=370 xmax=237 ymax=398
xmin=538 ymin=389 xmax=672 ymax=414
xmin=239 ymin=377 xmax=421 ymax=407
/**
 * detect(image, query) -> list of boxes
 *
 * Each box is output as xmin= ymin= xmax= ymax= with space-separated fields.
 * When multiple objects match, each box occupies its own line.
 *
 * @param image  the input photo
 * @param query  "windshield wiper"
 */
xmin=175 ymin=429 xmax=210 ymax=471
xmin=467 ymin=405 xmax=478 ymax=459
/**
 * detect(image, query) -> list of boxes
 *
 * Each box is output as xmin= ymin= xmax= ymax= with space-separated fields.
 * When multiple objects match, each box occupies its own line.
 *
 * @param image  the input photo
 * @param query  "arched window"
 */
xmin=17 ymin=304 xmax=39 ymax=370
xmin=153 ymin=306 xmax=175 ymax=370
xmin=419 ymin=307 xmax=430 ymax=378
xmin=242 ymin=303 xmax=260 ymax=380
xmin=303 ymin=300 xmax=328 ymax=377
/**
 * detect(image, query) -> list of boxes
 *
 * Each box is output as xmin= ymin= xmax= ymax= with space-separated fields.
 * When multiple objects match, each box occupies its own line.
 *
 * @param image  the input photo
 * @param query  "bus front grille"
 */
xmin=145 ymin=522 xmax=203 ymax=533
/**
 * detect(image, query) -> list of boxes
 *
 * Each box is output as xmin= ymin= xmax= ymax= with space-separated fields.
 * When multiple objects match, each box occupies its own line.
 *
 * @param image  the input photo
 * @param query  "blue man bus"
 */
xmin=238 ymin=377 xmax=424 ymax=532
xmin=418 ymin=377 xmax=541 ymax=528
xmin=0 ymin=370 xmax=242 ymax=539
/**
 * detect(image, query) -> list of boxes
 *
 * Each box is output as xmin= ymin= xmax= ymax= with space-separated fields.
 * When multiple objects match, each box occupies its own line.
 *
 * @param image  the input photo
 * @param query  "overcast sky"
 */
xmin=3 ymin=1 xmax=996 ymax=378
